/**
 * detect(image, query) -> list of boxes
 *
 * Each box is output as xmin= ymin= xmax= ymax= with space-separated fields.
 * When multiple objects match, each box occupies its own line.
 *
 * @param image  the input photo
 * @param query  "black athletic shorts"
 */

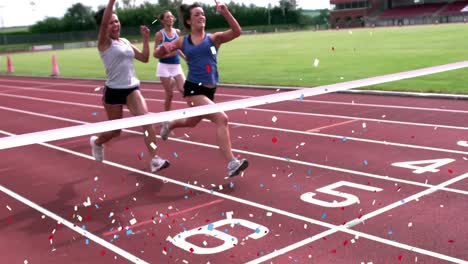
xmin=183 ymin=81 xmax=217 ymax=101
xmin=103 ymin=86 xmax=139 ymax=105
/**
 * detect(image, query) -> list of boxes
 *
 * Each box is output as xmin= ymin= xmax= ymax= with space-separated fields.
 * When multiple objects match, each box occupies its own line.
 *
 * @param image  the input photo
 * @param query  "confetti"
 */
xmin=408 ymin=222 xmax=413 ymax=227
xmin=6 ymin=205 xmax=11 ymax=211
xmin=363 ymin=160 xmax=368 ymax=166
xmin=299 ymin=94 xmax=304 ymax=101
xmin=307 ymin=168 xmax=312 ymax=175
xmin=151 ymin=19 xmax=158 ymax=24
xmin=144 ymin=130 xmax=149 ymax=137
xmin=126 ymin=230 xmax=134 ymax=236
xmin=321 ymin=213 xmax=327 ymax=219
xmin=362 ymin=123 xmax=367 ymax=128
xmin=272 ymin=116 xmax=278 ymax=123
xmin=173 ymin=152 xmax=179 ymax=158
xmin=94 ymin=87 xmax=102 ymax=92
xmin=341 ymin=136 xmax=347 ymax=142
xmin=313 ymin=58 xmax=319 ymax=67
xmin=150 ymin=142 xmax=157 ymax=150
xmin=398 ymin=255 xmax=403 ymax=261
xmin=207 ymin=223 xmax=214 ymax=231
xmin=206 ymin=64 xmax=211 ymax=73
xmin=83 ymin=197 xmax=91 ymax=207
xmin=129 ymin=218 xmax=137 ymax=225
xmin=24 ymin=261 xmax=28 ymax=264
xmin=94 ymin=176 xmax=98 ymax=181
xmin=91 ymin=112 xmax=97 ymax=116
xmin=266 ymin=212 xmax=273 ymax=217
xmin=271 ymin=137 xmax=278 ymax=143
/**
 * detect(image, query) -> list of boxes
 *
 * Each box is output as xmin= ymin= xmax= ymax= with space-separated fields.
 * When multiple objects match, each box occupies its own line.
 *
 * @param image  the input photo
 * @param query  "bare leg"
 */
xmin=95 ymin=104 xmax=123 ymax=146
xmin=126 ymin=89 xmax=158 ymax=157
xmin=160 ymin=77 xmax=174 ymax=111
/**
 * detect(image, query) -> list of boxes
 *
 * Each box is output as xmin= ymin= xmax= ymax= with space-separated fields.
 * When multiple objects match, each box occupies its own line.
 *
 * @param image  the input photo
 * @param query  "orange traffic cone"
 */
xmin=51 ymin=53 xmax=59 ymax=77
xmin=6 ymin=56 xmax=13 ymax=74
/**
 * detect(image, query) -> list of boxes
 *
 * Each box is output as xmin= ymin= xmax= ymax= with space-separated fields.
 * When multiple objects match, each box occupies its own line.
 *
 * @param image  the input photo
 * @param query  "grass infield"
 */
xmin=2 ymin=23 xmax=468 ymax=94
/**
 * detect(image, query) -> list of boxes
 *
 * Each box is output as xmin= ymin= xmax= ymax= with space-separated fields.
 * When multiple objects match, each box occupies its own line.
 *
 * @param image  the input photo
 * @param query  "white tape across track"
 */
xmin=1 ymin=61 xmax=467 ymax=150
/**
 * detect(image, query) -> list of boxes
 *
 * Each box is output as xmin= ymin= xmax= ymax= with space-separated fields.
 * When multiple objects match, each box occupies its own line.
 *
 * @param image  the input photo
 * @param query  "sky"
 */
xmin=0 ymin=0 xmax=331 ymax=27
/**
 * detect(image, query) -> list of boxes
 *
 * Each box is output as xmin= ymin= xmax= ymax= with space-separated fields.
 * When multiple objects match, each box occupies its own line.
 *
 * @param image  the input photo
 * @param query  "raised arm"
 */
xmin=132 ymin=25 xmax=150 ymax=63
xmin=97 ymin=0 xmax=116 ymax=52
xmin=211 ymin=0 xmax=242 ymax=46
xmin=153 ymin=31 xmax=179 ymax=59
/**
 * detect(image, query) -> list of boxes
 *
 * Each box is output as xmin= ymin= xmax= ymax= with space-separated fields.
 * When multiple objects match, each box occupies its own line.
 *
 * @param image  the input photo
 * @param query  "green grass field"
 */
xmin=2 ymin=23 xmax=468 ymax=94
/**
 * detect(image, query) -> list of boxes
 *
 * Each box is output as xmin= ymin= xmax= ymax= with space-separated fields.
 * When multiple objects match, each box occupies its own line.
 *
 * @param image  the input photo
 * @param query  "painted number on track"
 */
xmin=300 ymin=181 xmax=383 ymax=208
xmin=168 ymin=218 xmax=269 ymax=254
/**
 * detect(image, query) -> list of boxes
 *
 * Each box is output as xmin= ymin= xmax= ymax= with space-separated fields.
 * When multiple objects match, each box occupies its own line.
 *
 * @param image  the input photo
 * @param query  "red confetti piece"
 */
xmin=322 ymin=237 xmax=327 ymax=240
xmin=206 ymin=64 xmax=211 ymax=73
xmin=48 ymin=235 xmax=54 ymax=240
xmin=137 ymin=153 xmax=142 ymax=160
xmin=358 ymin=214 xmax=363 ymax=219
xmin=125 ymin=207 xmax=129 ymax=211
xmin=341 ymin=207 xmax=345 ymax=211
xmin=272 ymin=137 xmax=278 ymax=143
xmin=6 ymin=217 xmax=11 ymax=223
xmin=343 ymin=240 xmax=348 ymax=246
xmin=448 ymin=169 xmax=453 ymax=174
xmin=101 ymin=250 xmax=106 ymax=256
xmin=448 ymin=240 xmax=455 ymax=243
xmin=398 ymin=255 xmax=403 ymax=261
xmin=331 ymin=249 xmax=337 ymax=254
xmin=189 ymin=248 xmax=194 ymax=253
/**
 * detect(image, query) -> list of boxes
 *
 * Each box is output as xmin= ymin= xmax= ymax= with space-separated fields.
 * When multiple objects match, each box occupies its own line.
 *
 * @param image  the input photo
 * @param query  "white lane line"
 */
xmin=247 ymin=172 xmax=468 ymax=264
xmin=1 ymin=86 xmax=468 ymax=131
xmin=1 ymin=105 xmax=467 ymax=196
xmin=1 ymin=93 xmax=468 ymax=157
xmin=457 ymin=141 xmax=468 ymax=147
xmin=0 ymin=129 xmax=466 ymax=264
xmin=0 ymin=184 xmax=148 ymax=264
xmin=2 ymin=80 xmax=468 ymax=114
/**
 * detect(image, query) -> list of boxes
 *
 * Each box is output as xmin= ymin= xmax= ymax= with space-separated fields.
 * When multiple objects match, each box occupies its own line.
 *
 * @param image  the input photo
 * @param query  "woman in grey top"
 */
xmin=90 ymin=0 xmax=169 ymax=173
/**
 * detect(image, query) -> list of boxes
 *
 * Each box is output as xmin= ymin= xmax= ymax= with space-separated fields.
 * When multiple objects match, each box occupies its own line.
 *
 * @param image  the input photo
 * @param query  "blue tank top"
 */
xmin=182 ymin=34 xmax=219 ymax=86
xmin=159 ymin=29 xmax=180 ymax=64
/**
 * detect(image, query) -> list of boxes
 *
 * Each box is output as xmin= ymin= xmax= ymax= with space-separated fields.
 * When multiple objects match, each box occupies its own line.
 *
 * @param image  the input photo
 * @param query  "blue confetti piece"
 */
xmin=259 ymin=183 xmax=264 ymax=188
xmin=126 ymin=229 xmax=134 ymax=236
xmin=114 ymin=234 xmax=119 ymax=239
xmin=173 ymin=152 xmax=178 ymax=158
xmin=388 ymin=230 xmax=393 ymax=235
xmin=93 ymin=188 xmax=97 ymax=192
xmin=82 ymin=225 xmax=86 ymax=230
xmin=321 ymin=213 xmax=327 ymax=219
xmin=341 ymin=136 xmax=347 ymax=142
xmin=284 ymin=156 xmax=291 ymax=161
xmin=221 ymin=212 xmax=225 ymax=216
xmin=255 ymin=227 xmax=261 ymax=234
xmin=140 ymin=152 xmax=144 ymax=158
xmin=224 ymin=228 xmax=229 ymax=233
xmin=307 ymin=168 xmax=312 ymax=175
xmin=229 ymin=182 xmax=235 ymax=189
xmin=91 ymin=112 xmax=97 ymax=116
xmin=85 ymin=239 xmax=89 ymax=245
xmin=400 ymin=199 xmax=405 ymax=204
xmin=95 ymin=204 xmax=99 ymax=209
xmin=299 ymin=94 xmax=304 ymax=101
xmin=363 ymin=160 xmax=369 ymax=165
xmin=207 ymin=223 xmax=214 ymax=231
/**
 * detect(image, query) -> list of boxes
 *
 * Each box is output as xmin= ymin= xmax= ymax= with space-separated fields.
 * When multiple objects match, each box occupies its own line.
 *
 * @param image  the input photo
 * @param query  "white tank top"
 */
xmin=100 ymin=38 xmax=140 ymax=89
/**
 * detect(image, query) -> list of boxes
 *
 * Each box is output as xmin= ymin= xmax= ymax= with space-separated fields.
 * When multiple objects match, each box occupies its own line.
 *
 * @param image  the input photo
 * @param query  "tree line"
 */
xmin=28 ymin=0 xmax=327 ymax=34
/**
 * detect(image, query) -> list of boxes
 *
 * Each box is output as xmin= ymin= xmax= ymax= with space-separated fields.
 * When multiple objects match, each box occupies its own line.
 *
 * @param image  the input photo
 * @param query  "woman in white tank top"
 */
xmin=89 ymin=0 xmax=170 ymax=173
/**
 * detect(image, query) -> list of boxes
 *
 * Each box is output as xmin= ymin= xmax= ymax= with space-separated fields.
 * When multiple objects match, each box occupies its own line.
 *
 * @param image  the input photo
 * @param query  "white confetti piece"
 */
xmin=6 ymin=205 xmax=11 ymax=211
xmin=144 ymin=130 xmax=149 ymax=137
xmin=77 ymin=215 xmax=83 ymax=222
xmin=271 ymin=116 xmax=278 ymax=123
xmin=313 ymin=58 xmax=319 ymax=67
xmin=136 ymin=182 xmax=139 ymax=187
xmin=210 ymin=46 xmax=217 ymax=55
xmin=129 ymin=218 xmax=137 ymax=225
xmin=218 ymin=185 xmax=223 ymax=191
xmin=362 ymin=123 xmax=367 ymax=128
xmin=304 ymin=224 xmax=308 ymax=229
xmin=372 ymin=200 xmax=376 ymax=206
xmin=203 ymin=240 xmax=208 ymax=246
xmin=151 ymin=19 xmax=158 ymax=24
xmin=150 ymin=142 xmax=157 ymax=150
xmin=83 ymin=197 xmax=91 ymax=207
xmin=272 ymin=174 xmax=276 ymax=178
xmin=168 ymin=206 xmax=173 ymax=210
xmin=440 ymin=204 xmax=444 ymax=208
xmin=183 ymin=260 xmax=189 ymax=264
xmin=408 ymin=222 xmax=413 ymax=227
xmin=94 ymin=87 xmax=102 ymax=92
xmin=41 ymin=215 xmax=46 ymax=219
xmin=24 ymin=260 xmax=28 ymax=264
xmin=249 ymin=214 xmax=254 ymax=218
xmin=94 ymin=176 xmax=98 ymax=181
xmin=351 ymin=239 xmax=356 ymax=244
xmin=226 ymin=211 xmax=234 ymax=219
xmin=266 ymin=212 xmax=273 ymax=217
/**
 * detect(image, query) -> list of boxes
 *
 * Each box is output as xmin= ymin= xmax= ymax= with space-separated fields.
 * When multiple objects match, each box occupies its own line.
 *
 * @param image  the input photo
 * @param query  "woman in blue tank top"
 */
xmin=155 ymin=1 xmax=248 ymax=178
xmin=153 ymin=10 xmax=186 ymax=111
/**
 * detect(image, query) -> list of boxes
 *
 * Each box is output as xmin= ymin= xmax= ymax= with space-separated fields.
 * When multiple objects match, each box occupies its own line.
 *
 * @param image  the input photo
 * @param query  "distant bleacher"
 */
xmin=439 ymin=0 xmax=468 ymax=15
xmin=379 ymin=3 xmax=446 ymax=18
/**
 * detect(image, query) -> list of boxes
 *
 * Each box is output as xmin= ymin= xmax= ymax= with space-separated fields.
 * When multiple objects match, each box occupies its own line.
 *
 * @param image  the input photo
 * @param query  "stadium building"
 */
xmin=330 ymin=0 xmax=468 ymax=28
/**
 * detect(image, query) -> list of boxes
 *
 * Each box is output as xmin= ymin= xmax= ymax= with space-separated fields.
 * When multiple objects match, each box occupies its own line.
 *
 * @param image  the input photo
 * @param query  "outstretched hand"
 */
xmin=140 ymin=25 xmax=150 ymax=39
xmin=215 ymin=0 xmax=229 ymax=16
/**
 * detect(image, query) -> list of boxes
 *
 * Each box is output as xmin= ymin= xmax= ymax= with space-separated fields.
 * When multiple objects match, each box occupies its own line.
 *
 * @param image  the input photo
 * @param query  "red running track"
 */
xmin=0 ymin=76 xmax=467 ymax=264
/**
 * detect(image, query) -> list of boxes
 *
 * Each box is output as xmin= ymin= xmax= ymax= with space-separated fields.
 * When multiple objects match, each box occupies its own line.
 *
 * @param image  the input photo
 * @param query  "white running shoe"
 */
xmin=90 ymin=136 xmax=104 ymax=162
xmin=227 ymin=158 xmax=249 ymax=177
xmin=160 ymin=121 xmax=170 ymax=140
xmin=151 ymin=156 xmax=170 ymax=172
